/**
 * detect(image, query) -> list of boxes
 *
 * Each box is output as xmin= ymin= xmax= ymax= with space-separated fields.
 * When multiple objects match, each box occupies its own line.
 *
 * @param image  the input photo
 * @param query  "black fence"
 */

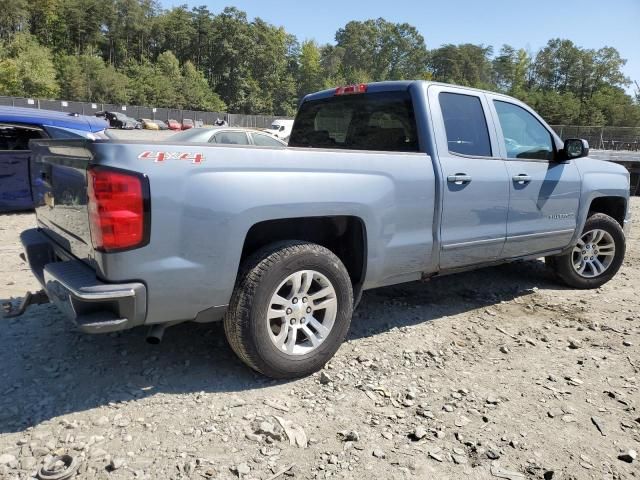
xmin=0 ymin=95 xmax=292 ymax=129
xmin=551 ymin=125 xmax=640 ymax=152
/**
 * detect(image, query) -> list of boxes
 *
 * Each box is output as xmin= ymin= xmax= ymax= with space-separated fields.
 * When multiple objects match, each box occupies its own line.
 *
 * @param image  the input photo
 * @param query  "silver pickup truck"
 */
xmin=13 ymin=81 xmax=631 ymax=379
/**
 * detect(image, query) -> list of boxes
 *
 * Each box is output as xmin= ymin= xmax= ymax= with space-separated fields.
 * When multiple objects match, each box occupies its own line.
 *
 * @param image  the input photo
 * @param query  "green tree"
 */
xmin=25 ymin=0 xmax=61 ymax=47
xmin=154 ymin=50 xmax=182 ymax=106
xmin=181 ymin=61 xmax=226 ymax=111
xmin=298 ymin=40 xmax=324 ymax=97
xmin=319 ymin=45 xmax=347 ymax=87
xmin=492 ymin=45 xmax=531 ymax=94
xmin=0 ymin=0 xmax=29 ymax=40
xmin=335 ymin=18 xmax=428 ymax=82
xmin=151 ymin=6 xmax=195 ymax=63
xmin=428 ymin=43 xmax=493 ymax=88
xmin=0 ymin=33 xmax=59 ymax=97
xmin=56 ymin=55 xmax=87 ymax=99
xmin=103 ymin=0 xmax=158 ymax=65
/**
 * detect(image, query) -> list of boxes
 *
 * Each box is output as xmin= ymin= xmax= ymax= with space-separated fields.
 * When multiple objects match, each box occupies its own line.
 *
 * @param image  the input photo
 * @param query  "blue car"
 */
xmin=0 ymin=107 xmax=108 ymax=212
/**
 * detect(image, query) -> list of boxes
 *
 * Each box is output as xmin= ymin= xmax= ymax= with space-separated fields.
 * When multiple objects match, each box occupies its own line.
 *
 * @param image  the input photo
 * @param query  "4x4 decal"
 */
xmin=138 ymin=151 xmax=204 ymax=164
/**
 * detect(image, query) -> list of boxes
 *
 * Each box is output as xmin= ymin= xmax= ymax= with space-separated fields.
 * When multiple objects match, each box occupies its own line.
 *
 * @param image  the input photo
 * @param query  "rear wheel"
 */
xmin=224 ymin=241 xmax=353 ymax=379
xmin=547 ymin=213 xmax=625 ymax=289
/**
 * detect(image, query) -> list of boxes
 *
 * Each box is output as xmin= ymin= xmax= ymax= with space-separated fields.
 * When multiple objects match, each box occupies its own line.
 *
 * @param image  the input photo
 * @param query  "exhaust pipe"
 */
xmin=146 ymin=324 xmax=166 ymax=345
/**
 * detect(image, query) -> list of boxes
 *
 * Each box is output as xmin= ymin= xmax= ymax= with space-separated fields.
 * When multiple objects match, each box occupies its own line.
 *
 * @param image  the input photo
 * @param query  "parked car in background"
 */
xmin=194 ymin=119 xmax=204 ymax=128
xmin=100 ymin=112 xmax=139 ymax=130
xmin=154 ymin=120 xmax=169 ymax=130
xmin=167 ymin=119 xmax=181 ymax=131
xmin=265 ymin=119 xmax=294 ymax=141
xmin=0 ymin=107 xmax=107 ymax=212
xmin=169 ymin=127 xmax=287 ymax=147
xmin=131 ymin=117 xmax=143 ymax=129
xmin=182 ymin=118 xmax=195 ymax=130
xmin=139 ymin=118 xmax=159 ymax=130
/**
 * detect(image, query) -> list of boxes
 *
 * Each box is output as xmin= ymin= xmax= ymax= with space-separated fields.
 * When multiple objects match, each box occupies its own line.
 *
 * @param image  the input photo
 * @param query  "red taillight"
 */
xmin=87 ymin=168 xmax=148 ymax=252
xmin=335 ymin=83 xmax=368 ymax=96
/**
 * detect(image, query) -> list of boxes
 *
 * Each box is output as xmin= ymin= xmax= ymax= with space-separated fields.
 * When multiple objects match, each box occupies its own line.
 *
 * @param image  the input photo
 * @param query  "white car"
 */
xmin=265 ymin=119 xmax=294 ymax=141
xmin=169 ymin=127 xmax=287 ymax=147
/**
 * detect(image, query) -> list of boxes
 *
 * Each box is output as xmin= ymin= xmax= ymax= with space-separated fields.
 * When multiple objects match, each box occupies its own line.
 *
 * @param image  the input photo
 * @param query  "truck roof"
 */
xmin=0 ymin=106 xmax=108 ymax=132
xmin=302 ymin=80 xmax=518 ymax=104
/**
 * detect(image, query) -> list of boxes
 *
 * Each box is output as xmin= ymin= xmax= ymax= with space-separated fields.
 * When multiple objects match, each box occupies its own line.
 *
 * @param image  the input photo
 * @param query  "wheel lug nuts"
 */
xmin=292 ymin=298 xmax=298 ymax=304
xmin=306 ymin=307 xmax=312 ymax=314
xmin=302 ymin=297 xmax=308 ymax=303
xmin=290 ymin=318 xmax=296 ymax=325
xmin=590 ymin=256 xmax=594 ymax=260
xmin=286 ymin=308 xmax=292 ymax=315
xmin=301 ymin=318 xmax=306 ymax=324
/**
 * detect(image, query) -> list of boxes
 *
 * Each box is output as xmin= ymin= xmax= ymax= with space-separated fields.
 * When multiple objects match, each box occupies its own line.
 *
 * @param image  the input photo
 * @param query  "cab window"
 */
xmin=493 ymin=101 xmax=554 ymax=161
xmin=439 ymin=92 xmax=492 ymax=157
xmin=289 ymin=91 xmax=419 ymax=152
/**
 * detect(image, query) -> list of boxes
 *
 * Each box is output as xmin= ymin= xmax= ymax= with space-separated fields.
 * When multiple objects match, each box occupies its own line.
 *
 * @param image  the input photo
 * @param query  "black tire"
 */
xmin=224 ymin=241 xmax=353 ymax=379
xmin=548 ymin=213 xmax=625 ymax=289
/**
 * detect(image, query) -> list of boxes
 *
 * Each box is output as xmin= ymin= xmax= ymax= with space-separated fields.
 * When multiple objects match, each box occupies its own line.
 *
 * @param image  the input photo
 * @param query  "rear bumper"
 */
xmin=21 ymin=228 xmax=147 ymax=333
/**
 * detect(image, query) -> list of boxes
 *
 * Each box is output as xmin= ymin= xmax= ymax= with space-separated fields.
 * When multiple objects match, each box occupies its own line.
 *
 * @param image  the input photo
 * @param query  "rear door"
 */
xmin=0 ymin=125 xmax=44 ymax=212
xmin=487 ymin=97 xmax=580 ymax=257
xmin=428 ymin=85 xmax=510 ymax=269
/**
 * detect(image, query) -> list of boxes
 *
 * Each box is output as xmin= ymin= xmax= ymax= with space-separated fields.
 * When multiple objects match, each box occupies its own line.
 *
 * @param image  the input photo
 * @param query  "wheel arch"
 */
xmin=240 ymin=216 xmax=368 ymax=304
xmin=587 ymin=196 xmax=627 ymax=227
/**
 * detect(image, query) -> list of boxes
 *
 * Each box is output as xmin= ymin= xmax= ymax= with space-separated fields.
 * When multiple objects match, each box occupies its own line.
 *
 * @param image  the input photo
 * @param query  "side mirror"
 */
xmin=563 ymin=138 xmax=589 ymax=160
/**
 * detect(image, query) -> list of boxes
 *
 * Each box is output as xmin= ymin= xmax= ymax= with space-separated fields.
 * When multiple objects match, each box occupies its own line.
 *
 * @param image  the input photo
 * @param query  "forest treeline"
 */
xmin=1 ymin=1 xmax=639 ymax=126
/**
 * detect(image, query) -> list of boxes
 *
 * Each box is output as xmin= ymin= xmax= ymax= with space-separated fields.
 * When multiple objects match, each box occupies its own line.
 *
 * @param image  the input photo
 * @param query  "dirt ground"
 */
xmin=0 ymin=200 xmax=638 ymax=480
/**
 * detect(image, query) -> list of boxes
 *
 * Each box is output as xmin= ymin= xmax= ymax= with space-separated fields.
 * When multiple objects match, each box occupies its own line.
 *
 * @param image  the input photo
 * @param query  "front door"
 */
xmin=428 ymin=86 xmax=510 ymax=269
xmin=488 ymin=99 xmax=581 ymax=257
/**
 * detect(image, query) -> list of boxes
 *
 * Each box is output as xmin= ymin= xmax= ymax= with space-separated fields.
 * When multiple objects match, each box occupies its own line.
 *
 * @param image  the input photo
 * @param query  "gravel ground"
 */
xmin=0 ymin=199 xmax=639 ymax=479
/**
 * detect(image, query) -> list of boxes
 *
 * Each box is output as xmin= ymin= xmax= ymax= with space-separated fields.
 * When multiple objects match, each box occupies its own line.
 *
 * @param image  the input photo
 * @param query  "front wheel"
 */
xmin=224 ymin=241 xmax=353 ymax=379
xmin=547 ymin=213 xmax=625 ymax=289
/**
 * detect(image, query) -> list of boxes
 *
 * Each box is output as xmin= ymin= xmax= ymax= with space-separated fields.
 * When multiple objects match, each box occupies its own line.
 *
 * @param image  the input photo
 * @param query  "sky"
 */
xmin=162 ymin=0 xmax=640 ymax=92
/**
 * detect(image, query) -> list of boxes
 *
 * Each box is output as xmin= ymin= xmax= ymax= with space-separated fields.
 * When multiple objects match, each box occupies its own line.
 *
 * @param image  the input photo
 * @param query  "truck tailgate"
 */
xmin=29 ymin=139 xmax=94 ymax=260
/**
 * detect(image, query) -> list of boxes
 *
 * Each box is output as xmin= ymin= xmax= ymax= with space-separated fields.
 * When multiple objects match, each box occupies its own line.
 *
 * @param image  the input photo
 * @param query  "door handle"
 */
xmin=447 ymin=174 xmax=472 ymax=185
xmin=512 ymin=174 xmax=532 ymax=184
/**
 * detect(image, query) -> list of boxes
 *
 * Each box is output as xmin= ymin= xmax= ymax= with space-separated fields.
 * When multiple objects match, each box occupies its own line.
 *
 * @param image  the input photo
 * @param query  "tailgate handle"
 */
xmin=447 ymin=174 xmax=472 ymax=185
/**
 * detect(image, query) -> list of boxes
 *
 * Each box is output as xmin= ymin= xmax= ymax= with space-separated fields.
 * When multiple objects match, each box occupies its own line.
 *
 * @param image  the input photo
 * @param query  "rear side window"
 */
xmin=289 ymin=91 xmax=419 ymax=152
xmin=252 ymin=133 xmax=284 ymax=147
xmin=0 ymin=125 xmax=44 ymax=151
xmin=439 ymin=92 xmax=492 ymax=157
xmin=212 ymin=131 xmax=249 ymax=145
